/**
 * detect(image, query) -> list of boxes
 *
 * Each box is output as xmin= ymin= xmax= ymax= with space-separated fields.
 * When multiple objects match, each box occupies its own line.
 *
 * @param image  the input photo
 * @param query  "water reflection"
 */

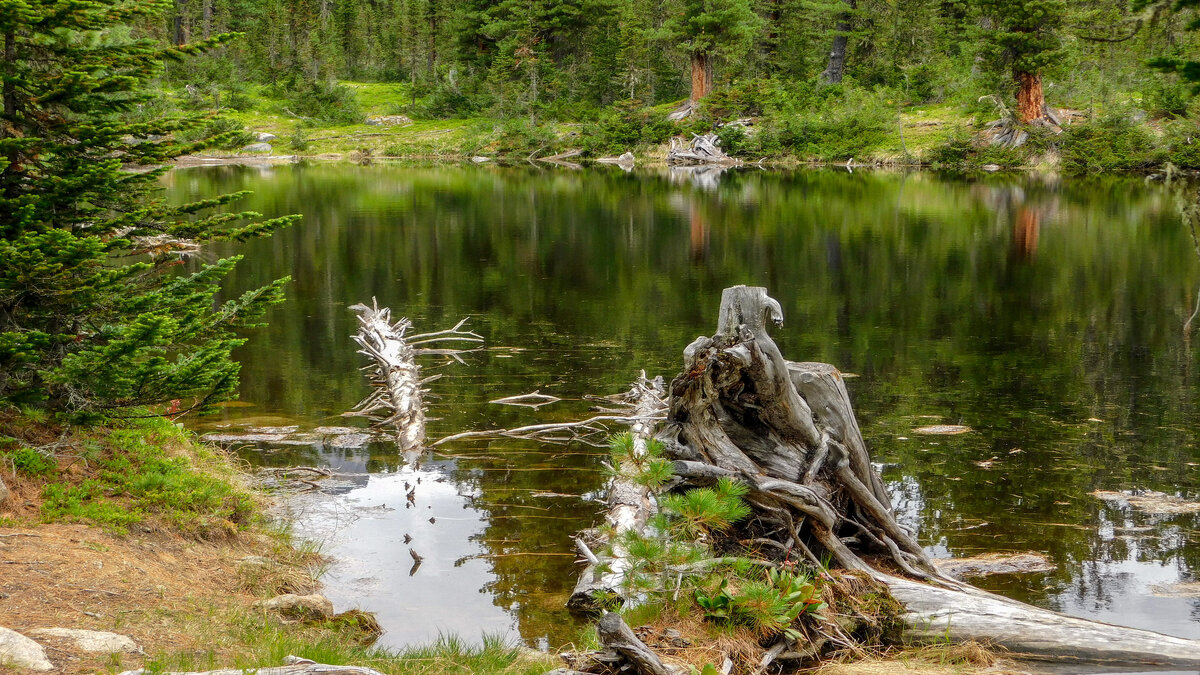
xmin=169 ymin=164 xmax=1200 ymax=645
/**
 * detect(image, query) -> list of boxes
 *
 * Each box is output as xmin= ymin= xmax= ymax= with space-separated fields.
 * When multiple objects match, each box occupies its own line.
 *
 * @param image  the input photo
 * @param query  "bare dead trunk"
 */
xmin=820 ymin=0 xmax=856 ymax=84
xmin=202 ymin=0 xmax=212 ymax=39
xmin=1016 ymin=70 xmax=1044 ymax=124
xmin=348 ymin=300 xmax=481 ymax=453
xmin=688 ymin=51 xmax=712 ymax=104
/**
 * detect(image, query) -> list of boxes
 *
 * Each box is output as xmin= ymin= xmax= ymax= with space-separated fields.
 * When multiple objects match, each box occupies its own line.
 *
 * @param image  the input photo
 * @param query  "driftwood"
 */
xmin=666 ymin=134 xmax=739 ymax=166
xmin=624 ymin=285 xmax=1200 ymax=667
xmin=348 ymin=299 xmax=482 ymax=450
xmin=568 ymin=375 xmax=667 ymax=610
xmin=597 ymin=612 xmax=684 ymax=675
xmin=435 ymin=372 xmax=666 ymax=447
xmin=119 ymin=655 xmax=387 ymax=675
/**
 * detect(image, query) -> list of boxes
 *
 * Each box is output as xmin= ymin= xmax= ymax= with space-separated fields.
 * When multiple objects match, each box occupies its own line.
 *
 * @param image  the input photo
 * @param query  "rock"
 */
xmin=241 ymin=142 xmax=273 ymax=154
xmin=365 ymin=115 xmax=412 ymax=126
xmin=0 ymin=627 xmax=53 ymax=671
xmin=596 ymin=152 xmax=635 ymax=165
xmin=255 ymin=132 xmax=278 ymax=142
xmin=980 ymin=164 xmax=1001 ymax=172
xmin=933 ymin=552 xmax=1055 ymax=579
xmin=0 ymin=474 xmax=9 ymax=503
xmin=29 ymin=628 xmax=141 ymax=654
xmin=258 ymin=593 xmax=334 ymax=620
xmin=470 ymin=156 xmax=490 ymax=163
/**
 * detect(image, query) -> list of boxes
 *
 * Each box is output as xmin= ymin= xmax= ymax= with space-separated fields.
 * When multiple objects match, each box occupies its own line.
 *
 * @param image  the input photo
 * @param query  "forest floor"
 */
xmin=194 ymin=82 xmax=977 ymax=166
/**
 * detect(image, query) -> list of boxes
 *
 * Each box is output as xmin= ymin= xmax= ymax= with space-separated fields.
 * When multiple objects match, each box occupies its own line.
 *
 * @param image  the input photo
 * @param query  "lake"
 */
xmin=166 ymin=162 xmax=1200 ymax=649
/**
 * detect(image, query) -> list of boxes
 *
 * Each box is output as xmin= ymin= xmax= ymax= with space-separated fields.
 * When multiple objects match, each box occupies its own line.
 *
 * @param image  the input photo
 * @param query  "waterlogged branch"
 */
xmin=348 ymin=299 xmax=482 ymax=451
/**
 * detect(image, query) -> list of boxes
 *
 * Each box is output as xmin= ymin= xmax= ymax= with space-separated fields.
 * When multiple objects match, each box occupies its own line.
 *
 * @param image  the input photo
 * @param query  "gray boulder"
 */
xmin=254 ymin=132 xmax=278 ymax=142
xmin=257 ymin=593 xmax=334 ymax=620
xmin=0 ymin=627 xmax=53 ymax=671
xmin=30 ymin=628 xmax=142 ymax=654
xmin=241 ymin=142 xmax=273 ymax=154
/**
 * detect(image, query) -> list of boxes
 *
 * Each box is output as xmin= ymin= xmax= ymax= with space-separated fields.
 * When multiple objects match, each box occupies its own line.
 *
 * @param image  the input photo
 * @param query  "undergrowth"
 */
xmin=0 ymin=408 xmax=256 ymax=537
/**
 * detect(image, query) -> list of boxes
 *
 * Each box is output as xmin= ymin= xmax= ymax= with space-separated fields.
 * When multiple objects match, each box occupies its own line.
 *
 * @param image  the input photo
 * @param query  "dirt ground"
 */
xmin=0 ymin=520 xmax=305 ymax=673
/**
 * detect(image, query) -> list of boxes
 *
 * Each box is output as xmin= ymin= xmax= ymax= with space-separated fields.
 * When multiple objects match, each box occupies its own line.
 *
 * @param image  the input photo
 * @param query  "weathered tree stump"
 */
xmin=661 ymin=285 xmax=933 ymax=578
xmin=650 ymin=285 xmax=1200 ymax=667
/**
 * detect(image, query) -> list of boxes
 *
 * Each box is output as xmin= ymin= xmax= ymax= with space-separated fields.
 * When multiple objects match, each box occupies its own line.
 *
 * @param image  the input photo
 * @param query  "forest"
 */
xmin=136 ymin=0 xmax=1200 ymax=167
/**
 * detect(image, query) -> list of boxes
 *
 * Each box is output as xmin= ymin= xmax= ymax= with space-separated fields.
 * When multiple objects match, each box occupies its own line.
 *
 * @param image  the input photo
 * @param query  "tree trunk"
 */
xmin=202 ymin=0 xmax=212 ymax=39
xmin=661 ymin=285 xmax=933 ymax=578
xmin=173 ymin=0 xmax=190 ymax=45
xmin=688 ymin=51 xmax=712 ymax=104
xmin=820 ymin=0 xmax=856 ymax=84
xmin=649 ymin=285 xmax=1200 ymax=667
xmin=1016 ymin=70 xmax=1044 ymax=124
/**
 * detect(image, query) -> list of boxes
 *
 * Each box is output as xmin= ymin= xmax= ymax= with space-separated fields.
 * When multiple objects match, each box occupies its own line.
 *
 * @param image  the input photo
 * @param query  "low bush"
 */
xmin=1060 ymin=112 xmax=1165 ymax=174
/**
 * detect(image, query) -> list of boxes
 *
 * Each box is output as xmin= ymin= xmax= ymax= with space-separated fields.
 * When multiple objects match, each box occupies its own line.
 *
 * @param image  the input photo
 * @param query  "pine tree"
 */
xmin=1134 ymin=0 xmax=1200 ymax=90
xmin=976 ymin=0 xmax=1066 ymax=123
xmin=0 ymin=0 xmax=297 ymax=414
xmin=663 ymin=0 xmax=763 ymax=103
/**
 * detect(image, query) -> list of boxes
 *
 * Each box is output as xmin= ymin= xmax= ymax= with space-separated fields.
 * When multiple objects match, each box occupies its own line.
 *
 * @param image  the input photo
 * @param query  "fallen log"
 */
xmin=597 ymin=612 xmax=684 ymax=675
xmin=568 ymin=374 xmax=667 ymax=610
xmin=348 ymin=299 xmax=482 ymax=451
xmin=118 ymin=655 xmax=387 ymax=675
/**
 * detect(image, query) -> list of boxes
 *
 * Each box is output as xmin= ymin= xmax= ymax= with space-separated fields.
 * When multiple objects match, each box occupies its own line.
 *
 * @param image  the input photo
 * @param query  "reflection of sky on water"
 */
xmin=286 ymin=461 xmax=518 ymax=649
xmin=890 ymin=475 xmax=1200 ymax=641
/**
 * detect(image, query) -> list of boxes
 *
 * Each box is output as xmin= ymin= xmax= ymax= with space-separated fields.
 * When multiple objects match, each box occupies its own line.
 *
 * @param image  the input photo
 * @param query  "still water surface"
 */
xmin=166 ymin=163 xmax=1200 ymax=649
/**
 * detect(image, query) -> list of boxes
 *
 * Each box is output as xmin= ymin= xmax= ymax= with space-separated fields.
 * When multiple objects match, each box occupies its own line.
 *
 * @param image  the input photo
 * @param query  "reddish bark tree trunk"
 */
xmin=689 ymin=52 xmax=712 ymax=103
xmin=1016 ymin=70 xmax=1045 ymax=124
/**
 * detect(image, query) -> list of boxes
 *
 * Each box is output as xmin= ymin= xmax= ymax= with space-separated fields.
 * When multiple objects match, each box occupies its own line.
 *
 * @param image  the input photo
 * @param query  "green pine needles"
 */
xmin=604 ymin=432 xmax=830 ymax=643
xmin=0 ymin=0 xmax=297 ymax=414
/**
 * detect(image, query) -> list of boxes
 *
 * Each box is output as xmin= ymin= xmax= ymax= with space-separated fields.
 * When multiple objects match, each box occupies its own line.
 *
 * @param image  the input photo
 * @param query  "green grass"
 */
xmin=0 ymin=414 xmax=257 ymax=536
xmin=142 ymin=615 xmax=559 ymax=675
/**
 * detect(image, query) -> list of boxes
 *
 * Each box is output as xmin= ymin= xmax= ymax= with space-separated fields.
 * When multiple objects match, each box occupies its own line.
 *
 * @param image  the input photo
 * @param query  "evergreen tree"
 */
xmin=664 ymin=0 xmax=763 ymax=103
xmin=0 ymin=0 xmax=296 ymax=413
xmin=976 ymin=0 xmax=1067 ymax=123
xmin=1134 ymin=0 xmax=1200 ymax=89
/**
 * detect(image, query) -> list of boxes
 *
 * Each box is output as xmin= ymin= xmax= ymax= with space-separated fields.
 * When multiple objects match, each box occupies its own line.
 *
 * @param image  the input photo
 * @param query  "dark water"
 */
xmin=165 ymin=163 xmax=1200 ymax=649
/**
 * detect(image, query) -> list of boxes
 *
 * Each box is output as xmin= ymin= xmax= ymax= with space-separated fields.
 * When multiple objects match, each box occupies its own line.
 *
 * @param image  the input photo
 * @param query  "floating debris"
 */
xmin=489 ymin=390 xmax=562 ymax=409
xmin=1092 ymin=490 xmax=1200 ymax=515
xmin=934 ymin=552 xmax=1056 ymax=579
xmin=913 ymin=424 xmax=973 ymax=435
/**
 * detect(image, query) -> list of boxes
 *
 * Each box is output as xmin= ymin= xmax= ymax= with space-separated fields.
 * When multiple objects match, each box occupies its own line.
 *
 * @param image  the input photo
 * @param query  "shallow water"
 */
xmin=167 ymin=163 xmax=1200 ymax=649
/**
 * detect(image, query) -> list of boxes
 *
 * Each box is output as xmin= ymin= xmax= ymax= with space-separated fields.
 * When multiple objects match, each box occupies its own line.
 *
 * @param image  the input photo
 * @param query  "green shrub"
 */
xmin=1164 ymin=121 xmax=1200 ymax=170
xmin=582 ymin=100 xmax=675 ymax=154
xmin=1060 ymin=113 xmax=1165 ymax=174
xmin=1 ymin=445 xmax=57 ymax=477
xmin=176 ymin=116 xmax=255 ymax=149
xmin=271 ymin=79 xmax=364 ymax=126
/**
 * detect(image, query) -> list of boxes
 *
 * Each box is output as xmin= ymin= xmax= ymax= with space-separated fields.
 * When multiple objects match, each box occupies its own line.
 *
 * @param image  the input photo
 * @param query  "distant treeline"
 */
xmin=157 ymin=0 xmax=1198 ymax=121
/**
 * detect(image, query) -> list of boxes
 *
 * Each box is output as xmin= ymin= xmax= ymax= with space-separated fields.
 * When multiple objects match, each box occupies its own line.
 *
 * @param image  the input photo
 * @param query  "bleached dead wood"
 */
xmin=119 ymin=655 xmax=387 ymax=675
xmin=348 ymin=299 xmax=482 ymax=451
xmin=567 ymin=374 xmax=666 ymax=610
xmin=633 ymin=285 xmax=1200 ymax=667
xmin=597 ymin=612 xmax=685 ymax=675
xmin=880 ymin=572 xmax=1200 ymax=667
xmin=666 ymin=134 xmax=739 ymax=166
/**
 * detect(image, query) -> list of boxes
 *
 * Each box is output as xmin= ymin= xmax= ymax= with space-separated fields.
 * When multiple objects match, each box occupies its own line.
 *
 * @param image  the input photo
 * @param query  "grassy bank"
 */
xmin=164 ymin=81 xmax=1200 ymax=174
xmin=0 ymin=409 xmax=557 ymax=674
